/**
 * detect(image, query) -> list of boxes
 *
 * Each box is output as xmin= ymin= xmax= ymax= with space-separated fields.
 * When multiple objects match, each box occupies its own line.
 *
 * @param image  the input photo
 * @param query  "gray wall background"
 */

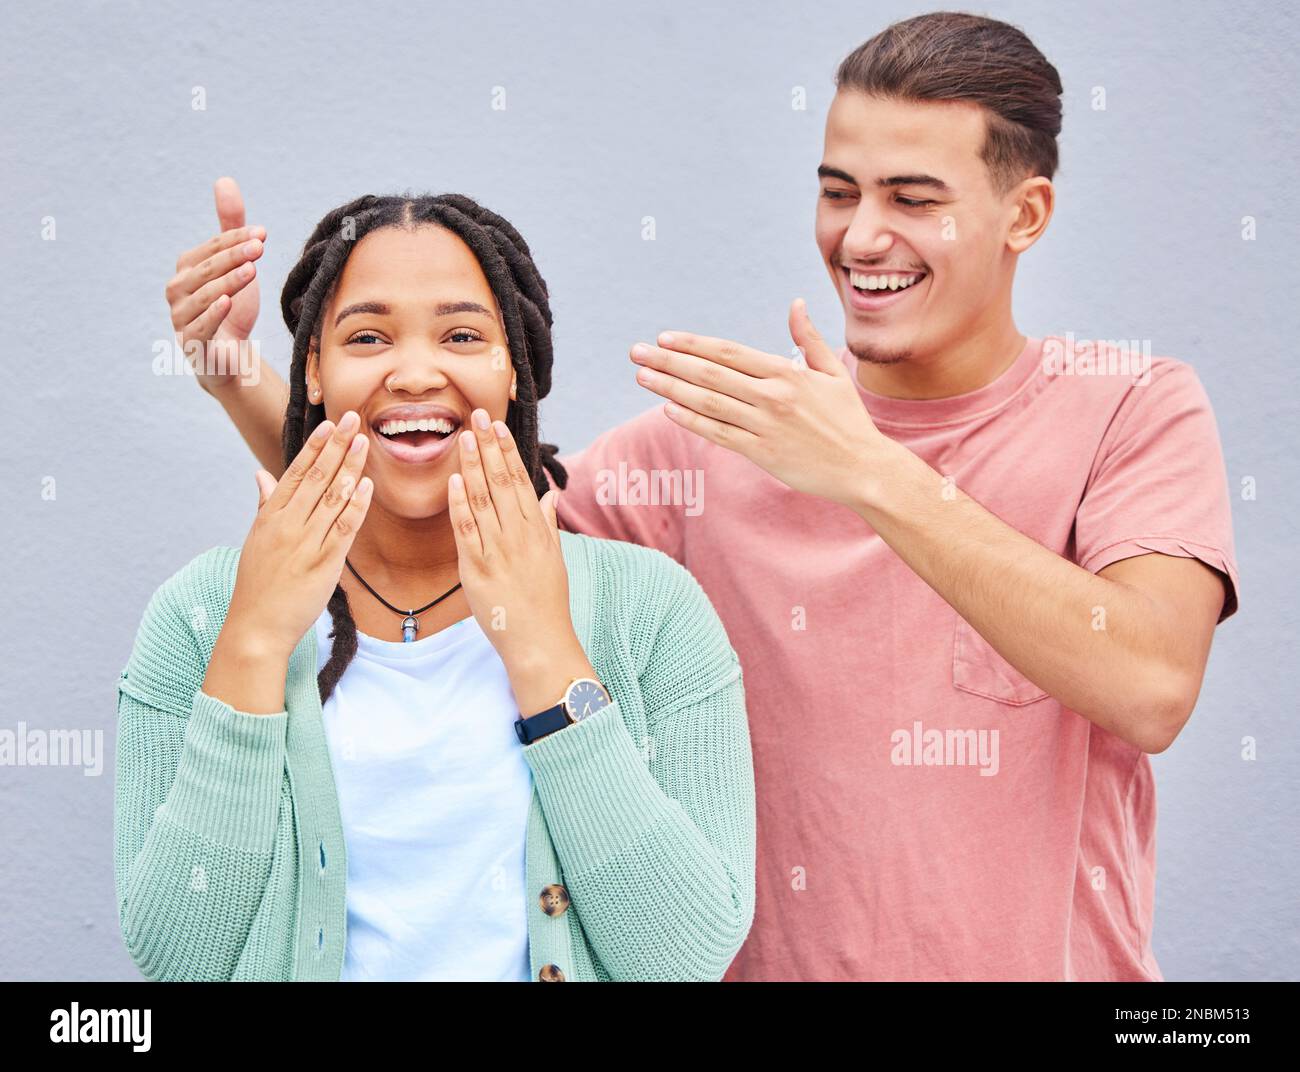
xmin=2 ymin=0 xmax=1295 ymax=981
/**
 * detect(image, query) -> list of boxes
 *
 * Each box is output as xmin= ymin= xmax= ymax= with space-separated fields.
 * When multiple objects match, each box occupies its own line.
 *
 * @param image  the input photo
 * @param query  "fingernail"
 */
xmin=311 ymin=421 xmax=332 ymax=441
xmin=631 ymin=343 xmax=650 ymax=361
xmin=460 ymin=430 xmax=477 ymax=451
xmin=493 ymin=421 xmax=510 ymax=438
xmin=243 ymin=241 xmax=260 ymax=256
xmin=450 ymin=473 xmax=464 ymax=491
xmin=340 ymin=410 xmax=359 ymax=430
xmin=349 ymin=433 xmax=367 ymax=453
xmin=658 ymin=332 xmax=674 ymax=346
xmin=472 ymin=409 xmax=490 ymax=430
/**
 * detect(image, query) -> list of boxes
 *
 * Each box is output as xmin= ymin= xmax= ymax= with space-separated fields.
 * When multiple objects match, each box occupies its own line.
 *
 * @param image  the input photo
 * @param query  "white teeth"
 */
xmin=378 ymin=416 xmax=455 ymax=436
xmin=849 ymin=270 xmax=925 ymax=292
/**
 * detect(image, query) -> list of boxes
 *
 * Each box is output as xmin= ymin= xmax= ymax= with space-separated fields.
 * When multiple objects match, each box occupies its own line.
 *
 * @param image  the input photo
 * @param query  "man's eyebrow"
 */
xmin=876 ymin=173 xmax=954 ymax=195
xmin=817 ymin=165 xmax=954 ymax=196
xmin=333 ymin=300 xmax=495 ymax=328
xmin=817 ymin=165 xmax=858 ymax=185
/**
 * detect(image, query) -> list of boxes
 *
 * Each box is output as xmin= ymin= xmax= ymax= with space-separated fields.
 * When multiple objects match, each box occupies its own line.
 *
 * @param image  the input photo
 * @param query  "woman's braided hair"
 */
xmin=278 ymin=193 xmax=568 ymax=705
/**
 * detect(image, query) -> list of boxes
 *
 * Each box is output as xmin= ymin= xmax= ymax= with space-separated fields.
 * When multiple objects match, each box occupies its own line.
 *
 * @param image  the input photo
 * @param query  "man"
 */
xmin=183 ymin=12 xmax=1237 ymax=980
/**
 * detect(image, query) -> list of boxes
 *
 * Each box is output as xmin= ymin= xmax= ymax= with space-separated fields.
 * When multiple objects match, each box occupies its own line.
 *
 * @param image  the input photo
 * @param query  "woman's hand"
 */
xmin=223 ymin=413 xmax=373 ymax=662
xmin=165 ymin=177 xmax=266 ymax=396
xmin=448 ymin=409 xmax=598 ymax=716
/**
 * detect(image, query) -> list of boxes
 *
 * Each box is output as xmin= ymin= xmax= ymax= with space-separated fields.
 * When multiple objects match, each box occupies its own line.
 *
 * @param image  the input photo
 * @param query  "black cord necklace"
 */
xmin=344 ymin=558 xmax=462 ymax=643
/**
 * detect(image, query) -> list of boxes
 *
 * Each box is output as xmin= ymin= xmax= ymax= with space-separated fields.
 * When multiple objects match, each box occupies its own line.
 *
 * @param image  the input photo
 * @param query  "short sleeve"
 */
xmin=1074 ymin=362 xmax=1240 ymax=622
xmin=551 ymin=404 xmax=694 ymax=565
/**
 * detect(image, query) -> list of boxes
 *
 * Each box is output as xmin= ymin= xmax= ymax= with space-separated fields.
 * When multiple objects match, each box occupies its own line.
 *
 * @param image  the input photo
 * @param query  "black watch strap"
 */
xmin=514 ymin=702 xmax=569 ymax=744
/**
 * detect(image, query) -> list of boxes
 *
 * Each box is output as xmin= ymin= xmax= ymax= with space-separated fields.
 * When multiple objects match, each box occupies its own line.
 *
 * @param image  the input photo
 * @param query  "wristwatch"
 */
xmin=514 ymin=677 xmax=613 ymax=744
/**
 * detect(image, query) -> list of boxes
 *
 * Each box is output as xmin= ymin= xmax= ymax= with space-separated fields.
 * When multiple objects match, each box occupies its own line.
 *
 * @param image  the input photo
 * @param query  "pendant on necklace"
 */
xmin=402 ymin=612 xmax=418 ymax=643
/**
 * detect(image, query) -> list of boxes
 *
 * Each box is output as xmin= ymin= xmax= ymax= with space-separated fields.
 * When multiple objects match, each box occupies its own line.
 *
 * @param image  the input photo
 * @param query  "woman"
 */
xmin=115 ymin=192 xmax=755 ymax=981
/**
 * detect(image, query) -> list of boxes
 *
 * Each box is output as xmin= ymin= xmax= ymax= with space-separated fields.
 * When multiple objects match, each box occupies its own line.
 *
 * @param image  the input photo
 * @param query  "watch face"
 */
xmin=565 ymin=679 xmax=611 ymax=722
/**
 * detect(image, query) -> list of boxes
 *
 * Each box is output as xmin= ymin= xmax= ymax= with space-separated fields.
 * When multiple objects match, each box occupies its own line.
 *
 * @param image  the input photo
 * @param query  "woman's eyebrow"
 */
xmin=333 ymin=300 xmax=494 ymax=328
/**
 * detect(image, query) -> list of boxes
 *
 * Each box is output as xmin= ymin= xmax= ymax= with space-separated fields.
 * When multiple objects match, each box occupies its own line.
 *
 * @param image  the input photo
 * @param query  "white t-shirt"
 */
xmin=313 ymin=605 xmax=533 ymax=981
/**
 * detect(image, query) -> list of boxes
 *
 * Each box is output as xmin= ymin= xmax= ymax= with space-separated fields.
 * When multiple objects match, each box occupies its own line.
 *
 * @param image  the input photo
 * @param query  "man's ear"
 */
xmin=1007 ymin=176 xmax=1053 ymax=254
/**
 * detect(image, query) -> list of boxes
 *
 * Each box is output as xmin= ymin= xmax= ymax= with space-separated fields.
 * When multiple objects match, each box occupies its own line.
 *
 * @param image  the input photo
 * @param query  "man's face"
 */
xmin=815 ymin=90 xmax=1022 ymax=368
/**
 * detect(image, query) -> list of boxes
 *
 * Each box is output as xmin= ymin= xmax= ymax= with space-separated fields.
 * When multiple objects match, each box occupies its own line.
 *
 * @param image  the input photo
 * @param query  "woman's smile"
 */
xmin=369 ymin=401 xmax=464 ymax=465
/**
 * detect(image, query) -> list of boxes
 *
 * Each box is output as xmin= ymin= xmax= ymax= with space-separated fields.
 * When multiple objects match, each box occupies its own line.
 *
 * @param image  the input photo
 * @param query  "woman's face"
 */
xmin=306 ymin=224 xmax=515 ymax=521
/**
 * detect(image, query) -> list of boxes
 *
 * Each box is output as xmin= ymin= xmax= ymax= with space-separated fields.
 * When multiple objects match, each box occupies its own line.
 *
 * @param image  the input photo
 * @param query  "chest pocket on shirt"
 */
xmin=952 ymin=617 xmax=1050 ymax=706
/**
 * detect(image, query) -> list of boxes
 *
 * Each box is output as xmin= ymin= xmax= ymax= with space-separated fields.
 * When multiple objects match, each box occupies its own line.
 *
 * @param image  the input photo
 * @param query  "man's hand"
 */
xmin=170 ymin=176 xmax=292 ymax=478
xmin=165 ymin=177 xmax=267 ymax=395
xmin=629 ymin=298 xmax=885 ymax=508
xmin=208 ymin=177 xmax=263 ymax=360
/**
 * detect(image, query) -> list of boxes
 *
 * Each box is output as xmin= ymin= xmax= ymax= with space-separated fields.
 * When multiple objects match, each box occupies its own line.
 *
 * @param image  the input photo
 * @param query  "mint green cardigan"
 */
xmin=114 ymin=530 xmax=755 ymax=981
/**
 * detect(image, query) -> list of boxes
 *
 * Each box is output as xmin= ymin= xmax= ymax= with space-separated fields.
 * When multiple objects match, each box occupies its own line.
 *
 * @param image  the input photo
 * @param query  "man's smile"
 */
xmin=840 ymin=264 xmax=930 ymax=312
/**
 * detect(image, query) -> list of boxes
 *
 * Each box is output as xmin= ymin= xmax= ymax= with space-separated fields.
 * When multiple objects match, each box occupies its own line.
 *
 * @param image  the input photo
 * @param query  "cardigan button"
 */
xmin=539 ymin=963 xmax=566 ymax=982
xmin=538 ymin=884 xmax=570 ymax=917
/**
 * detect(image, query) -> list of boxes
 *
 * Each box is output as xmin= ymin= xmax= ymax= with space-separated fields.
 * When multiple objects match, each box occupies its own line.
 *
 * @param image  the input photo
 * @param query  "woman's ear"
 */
xmin=307 ymin=346 xmax=321 ymax=403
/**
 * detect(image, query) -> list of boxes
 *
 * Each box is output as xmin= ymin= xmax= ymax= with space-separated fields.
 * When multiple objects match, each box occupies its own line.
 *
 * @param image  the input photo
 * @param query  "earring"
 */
xmin=509 ymin=379 xmax=517 ymax=400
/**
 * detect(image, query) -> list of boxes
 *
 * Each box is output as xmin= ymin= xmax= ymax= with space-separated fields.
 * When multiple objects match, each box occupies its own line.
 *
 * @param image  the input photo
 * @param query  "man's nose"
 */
xmin=841 ymin=202 xmax=897 ymax=260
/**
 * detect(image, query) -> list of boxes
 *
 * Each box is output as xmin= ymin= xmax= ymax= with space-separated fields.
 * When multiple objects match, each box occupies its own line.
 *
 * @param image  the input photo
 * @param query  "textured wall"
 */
xmin=1 ymin=0 xmax=1295 ymax=981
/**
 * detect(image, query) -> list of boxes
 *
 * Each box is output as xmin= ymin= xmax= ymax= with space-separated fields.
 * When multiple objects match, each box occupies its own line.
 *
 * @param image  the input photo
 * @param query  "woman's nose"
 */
xmin=383 ymin=347 xmax=452 ymax=394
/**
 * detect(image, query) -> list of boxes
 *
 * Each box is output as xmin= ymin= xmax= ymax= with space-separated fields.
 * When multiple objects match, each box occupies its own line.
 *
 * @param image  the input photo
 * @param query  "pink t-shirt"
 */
xmin=551 ymin=334 xmax=1240 ymax=981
